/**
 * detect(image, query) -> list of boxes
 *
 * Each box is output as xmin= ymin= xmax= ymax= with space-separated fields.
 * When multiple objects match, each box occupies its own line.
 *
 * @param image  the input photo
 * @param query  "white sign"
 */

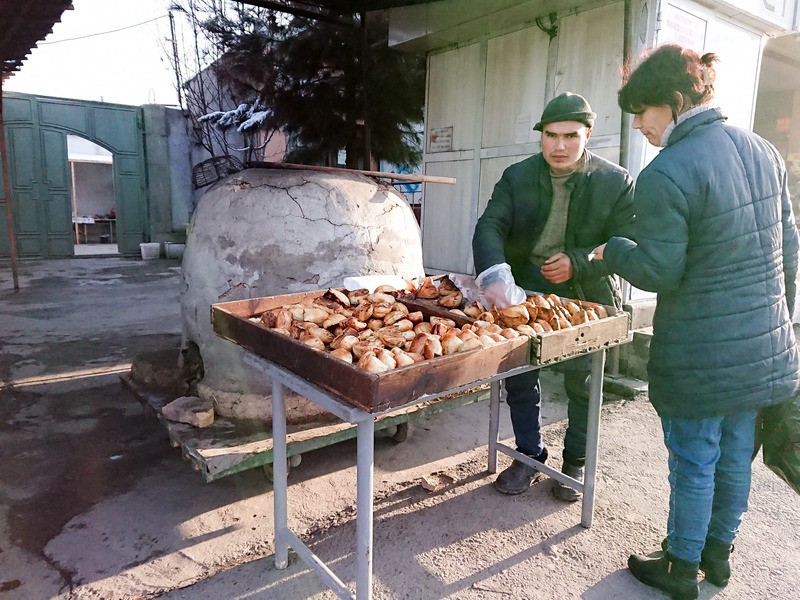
xmin=515 ymin=113 xmax=533 ymax=144
xmin=718 ymin=0 xmax=796 ymax=31
xmin=660 ymin=4 xmax=708 ymax=51
xmin=429 ymin=126 xmax=453 ymax=153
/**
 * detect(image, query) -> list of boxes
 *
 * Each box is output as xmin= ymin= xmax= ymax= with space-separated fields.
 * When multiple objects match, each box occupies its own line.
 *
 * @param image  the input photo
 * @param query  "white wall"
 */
xmin=627 ymin=0 xmax=768 ymax=301
xmin=71 ymin=162 xmax=114 ymax=219
xmin=626 ymin=1 xmax=767 ymax=179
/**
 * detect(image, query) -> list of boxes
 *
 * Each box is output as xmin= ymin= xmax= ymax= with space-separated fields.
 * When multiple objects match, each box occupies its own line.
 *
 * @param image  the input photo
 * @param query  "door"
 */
xmin=41 ymin=128 xmax=73 ymax=256
xmin=5 ymin=125 xmax=76 ymax=257
xmin=4 ymin=123 xmax=46 ymax=257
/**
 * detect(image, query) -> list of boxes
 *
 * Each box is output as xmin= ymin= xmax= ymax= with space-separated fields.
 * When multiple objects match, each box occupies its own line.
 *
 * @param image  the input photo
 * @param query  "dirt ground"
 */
xmin=1 ymin=258 xmax=798 ymax=600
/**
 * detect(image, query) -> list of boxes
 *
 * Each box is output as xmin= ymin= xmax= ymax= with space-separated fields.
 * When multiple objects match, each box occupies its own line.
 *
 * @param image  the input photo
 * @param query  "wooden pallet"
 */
xmin=121 ymin=372 xmax=488 ymax=482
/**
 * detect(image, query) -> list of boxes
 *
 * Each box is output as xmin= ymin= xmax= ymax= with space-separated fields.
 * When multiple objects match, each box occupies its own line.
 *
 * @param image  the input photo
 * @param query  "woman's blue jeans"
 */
xmin=661 ymin=410 xmax=758 ymax=563
xmin=504 ymin=366 xmax=590 ymax=466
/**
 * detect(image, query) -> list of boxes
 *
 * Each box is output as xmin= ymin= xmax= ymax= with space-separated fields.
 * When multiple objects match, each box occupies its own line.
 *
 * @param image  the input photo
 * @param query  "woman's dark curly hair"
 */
xmin=618 ymin=44 xmax=718 ymax=120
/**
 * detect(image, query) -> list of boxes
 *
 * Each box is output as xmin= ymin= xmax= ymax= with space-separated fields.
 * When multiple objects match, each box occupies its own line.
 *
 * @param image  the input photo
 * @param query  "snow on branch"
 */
xmin=199 ymin=101 xmax=273 ymax=133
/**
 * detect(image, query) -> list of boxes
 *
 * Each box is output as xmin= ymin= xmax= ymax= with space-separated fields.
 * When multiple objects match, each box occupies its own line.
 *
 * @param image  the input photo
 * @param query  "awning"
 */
xmin=0 ymin=1 xmax=73 ymax=77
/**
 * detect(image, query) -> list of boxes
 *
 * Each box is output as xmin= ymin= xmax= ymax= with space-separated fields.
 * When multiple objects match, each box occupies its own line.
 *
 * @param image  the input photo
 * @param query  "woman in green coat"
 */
xmin=593 ymin=44 xmax=800 ymax=600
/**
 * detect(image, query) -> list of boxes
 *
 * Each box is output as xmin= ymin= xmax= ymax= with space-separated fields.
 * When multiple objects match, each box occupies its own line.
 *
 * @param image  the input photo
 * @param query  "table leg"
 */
xmin=272 ymin=379 xmax=290 ymax=569
xmin=581 ymin=349 xmax=606 ymax=528
xmin=355 ymin=418 xmax=374 ymax=599
xmin=488 ymin=380 xmax=501 ymax=474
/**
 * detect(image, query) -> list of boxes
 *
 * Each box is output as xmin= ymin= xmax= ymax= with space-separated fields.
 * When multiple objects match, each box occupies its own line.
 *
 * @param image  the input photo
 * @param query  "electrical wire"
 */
xmin=39 ymin=15 xmax=169 ymax=45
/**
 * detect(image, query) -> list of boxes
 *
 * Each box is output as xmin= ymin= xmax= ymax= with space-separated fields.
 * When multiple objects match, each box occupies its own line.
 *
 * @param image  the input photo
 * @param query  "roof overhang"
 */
xmin=236 ymin=0 xmax=441 ymax=25
xmin=242 ymin=0 xmax=439 ymax=14
xmin=385 ymin=0 xmax=619 ymax=53
xmin=0 ymin=0 xmax=73 ymax=79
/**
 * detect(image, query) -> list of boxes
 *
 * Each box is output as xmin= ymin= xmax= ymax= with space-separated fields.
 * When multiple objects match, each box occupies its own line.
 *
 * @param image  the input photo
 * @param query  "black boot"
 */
xmin=660 ymin=536 xmax=733 ymax=588
xmin=628 ymin=551 xmax=699 ymax=600
xmin=494 ymin=448 xmax=548 ymax=495
xmin=552 ymin=461 xmax=584 ymax=502
xmin=700 ymin=537 xmax=733 ymax=587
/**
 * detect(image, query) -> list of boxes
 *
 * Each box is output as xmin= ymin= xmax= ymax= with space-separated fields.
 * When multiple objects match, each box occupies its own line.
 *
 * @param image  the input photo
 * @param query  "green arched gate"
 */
xmin=1 ymin=92 xmax=147 ymax=257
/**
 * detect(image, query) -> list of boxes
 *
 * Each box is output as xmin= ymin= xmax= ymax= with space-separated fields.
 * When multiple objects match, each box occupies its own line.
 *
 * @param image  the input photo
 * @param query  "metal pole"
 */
xmin=168 ymin=9 xmax=184 ymax=110
xmin=619 ymin=0 xmax=636 ymax=310
xmin=488 ymin=380 xmax=501 ymax=473
xmin=360 ymin=11 xmax=371 ymax=170
xmin=70 ymin=162 xmax=80 ymax=245
xmin=355 ymin=417 xmax=374 ymax=599
xmin=271 ymin=378 xmax=289 ymax=569
xmin=620 ymin=0 xmax=634 ymax=171
xmin=0 ymin=82 xmax=20 ymax=293
xmin=581 ymin=349 xmax=606 ymax=528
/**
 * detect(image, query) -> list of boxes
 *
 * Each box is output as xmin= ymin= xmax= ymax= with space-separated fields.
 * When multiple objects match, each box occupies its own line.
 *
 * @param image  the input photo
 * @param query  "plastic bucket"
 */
xmin=164 ymin=242 xmax=185 ymax=260
xmin=140 ymin=242 xmax=160 ymax=260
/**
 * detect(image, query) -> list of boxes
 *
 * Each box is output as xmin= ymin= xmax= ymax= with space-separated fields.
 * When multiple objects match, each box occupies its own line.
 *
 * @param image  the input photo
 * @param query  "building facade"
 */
xmin=389 ymin=0 xmax=800 ymax=286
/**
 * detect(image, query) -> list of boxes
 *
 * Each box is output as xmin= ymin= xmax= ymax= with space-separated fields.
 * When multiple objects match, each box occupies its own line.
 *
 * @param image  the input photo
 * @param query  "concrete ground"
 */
xmin=0 ymin=257 xmax=798 ymax=600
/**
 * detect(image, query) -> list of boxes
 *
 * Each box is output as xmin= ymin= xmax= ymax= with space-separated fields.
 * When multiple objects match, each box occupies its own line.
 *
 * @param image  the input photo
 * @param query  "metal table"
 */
xmin=243 ymin=346 xmax=607 ymax=600
xmin=72 ymin=215 xmax=116 ymax=244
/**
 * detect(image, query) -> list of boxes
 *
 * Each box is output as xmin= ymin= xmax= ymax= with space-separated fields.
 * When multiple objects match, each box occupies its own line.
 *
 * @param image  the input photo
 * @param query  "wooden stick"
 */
xmin=0 ymin=79 xmax=20 ymax=292
xmin=246 ymin=161 xmax=456 ymax=185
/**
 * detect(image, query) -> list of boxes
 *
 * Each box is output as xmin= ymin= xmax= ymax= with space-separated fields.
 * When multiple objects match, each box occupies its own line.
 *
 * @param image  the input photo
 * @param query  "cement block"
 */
xmin=619 ymin=328 xmax=652 ymax=381
xmin=623 ymin=299 xmax=657 ymax=330
xmin=161 ymin=396 xmax=214 ymax=428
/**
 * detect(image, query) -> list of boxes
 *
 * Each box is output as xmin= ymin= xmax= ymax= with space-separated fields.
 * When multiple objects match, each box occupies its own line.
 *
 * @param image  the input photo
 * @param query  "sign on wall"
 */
xmin=428 ymin=126 xmax=453 ymax=152
xmin=659 ymin=1 xmax=764 ymax=129
xmin=719 ymin=0 xmax=797 ymax=31
xmin=660 ymin=4 xmax=708 ymax=50
xmin=515 ymin=114 xmax=534 ymax=144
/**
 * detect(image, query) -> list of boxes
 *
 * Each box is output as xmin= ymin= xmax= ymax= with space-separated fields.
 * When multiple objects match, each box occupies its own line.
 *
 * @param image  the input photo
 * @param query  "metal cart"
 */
xmin=208 ymin=288 xmax=632 ymax=598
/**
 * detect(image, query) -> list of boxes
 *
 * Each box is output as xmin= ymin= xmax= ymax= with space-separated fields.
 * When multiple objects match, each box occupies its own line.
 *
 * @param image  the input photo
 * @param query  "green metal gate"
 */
xmin=0 ymin=93 xmax=147 ymax=257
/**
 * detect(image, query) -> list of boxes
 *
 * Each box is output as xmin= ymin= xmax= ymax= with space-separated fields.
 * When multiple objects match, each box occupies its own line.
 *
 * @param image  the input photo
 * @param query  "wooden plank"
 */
xmin=246 ymin=161 xmax=457 ymax=185
xmin=483 ymin=25 xmax=549 ymax=148
xmin=555 ymin=3 xmax=625 ymax=139
xmin=193 ymin=389 xmax=490 ymax=481
xmin=123 ymin=368 xmax=489 ymax=482
xmin=421 ymin=159 xmax=475 ymax=273
xmin=531 ymin=312 xmax=631 ymax=364
xmin=427 ymin=43 xmax=483 ymax=152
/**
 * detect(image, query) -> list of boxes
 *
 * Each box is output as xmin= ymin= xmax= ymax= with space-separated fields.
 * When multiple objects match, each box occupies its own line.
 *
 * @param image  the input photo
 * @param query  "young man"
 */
xmin=472 ymin=92 xmax=635 ymax=500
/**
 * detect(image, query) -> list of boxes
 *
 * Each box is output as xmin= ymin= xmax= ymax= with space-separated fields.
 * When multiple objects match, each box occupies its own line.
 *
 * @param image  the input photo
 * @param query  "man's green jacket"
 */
xmin=472 ymin=150 xmax=635 ymax=307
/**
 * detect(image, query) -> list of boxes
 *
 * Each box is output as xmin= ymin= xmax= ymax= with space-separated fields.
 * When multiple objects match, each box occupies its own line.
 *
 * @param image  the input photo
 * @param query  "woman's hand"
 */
xmin=590 ymin=243 xmax=606 ymax=261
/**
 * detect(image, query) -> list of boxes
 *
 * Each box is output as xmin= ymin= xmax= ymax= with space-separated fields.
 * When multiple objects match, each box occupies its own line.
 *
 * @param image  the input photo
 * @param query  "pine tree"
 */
xmin=180 ymin=3 xmax=425 ymax=169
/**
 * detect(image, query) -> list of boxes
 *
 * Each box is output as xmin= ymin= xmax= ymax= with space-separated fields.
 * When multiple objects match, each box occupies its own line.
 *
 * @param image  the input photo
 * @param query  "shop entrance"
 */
xmin=69 ymin=136 xmax=119 ymax=256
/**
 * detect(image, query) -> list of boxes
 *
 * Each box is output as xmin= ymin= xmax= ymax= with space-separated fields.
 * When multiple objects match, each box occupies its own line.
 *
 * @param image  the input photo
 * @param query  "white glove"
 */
xmin=475 ymin=263 xmax=526 ymax=308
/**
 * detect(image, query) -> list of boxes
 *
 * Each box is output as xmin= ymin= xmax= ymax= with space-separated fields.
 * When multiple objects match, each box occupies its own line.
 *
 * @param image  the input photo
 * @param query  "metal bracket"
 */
xmin=535 ymin=12 xmax=559 ymax=40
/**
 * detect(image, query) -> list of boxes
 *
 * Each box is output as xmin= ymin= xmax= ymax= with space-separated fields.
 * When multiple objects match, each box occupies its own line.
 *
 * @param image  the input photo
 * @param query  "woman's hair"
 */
xmin=618 ymin=44 xmax=718 ymax=118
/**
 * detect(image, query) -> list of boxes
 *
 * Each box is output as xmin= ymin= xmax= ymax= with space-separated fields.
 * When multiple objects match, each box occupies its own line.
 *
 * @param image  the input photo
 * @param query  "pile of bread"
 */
xmin=413 ymin=275 xmax=463 ymax=308
xmin=410 ymin=275 xmax=609 ymax=332
xmin=255 ymin=282 xmax=608 ymax=373
xmin=473 ymin=292 xmax=609 ymax=333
